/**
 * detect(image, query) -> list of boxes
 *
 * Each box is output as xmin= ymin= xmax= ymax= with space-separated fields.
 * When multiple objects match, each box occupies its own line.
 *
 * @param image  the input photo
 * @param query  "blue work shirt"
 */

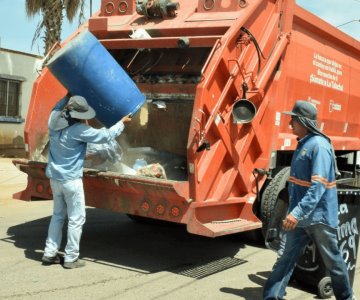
xmin=46 ymin=98 xmax=125 ymax=181
xmin=288 ymin=133 xmax=338 ymax=228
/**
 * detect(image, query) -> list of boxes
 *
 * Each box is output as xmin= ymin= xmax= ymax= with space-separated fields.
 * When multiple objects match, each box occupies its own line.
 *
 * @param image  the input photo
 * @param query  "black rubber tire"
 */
xmin=317 ymin=276 xmax=333 ymax=299
xmin=260 ymin=167 xmax=290 ymax=238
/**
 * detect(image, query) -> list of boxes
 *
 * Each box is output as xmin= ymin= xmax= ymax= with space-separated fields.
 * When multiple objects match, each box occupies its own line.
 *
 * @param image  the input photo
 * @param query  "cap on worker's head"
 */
xmin=283 ymin=100 xmax=317 ymax=120
xmin=67 ymin=95 xmax=96 ymax=120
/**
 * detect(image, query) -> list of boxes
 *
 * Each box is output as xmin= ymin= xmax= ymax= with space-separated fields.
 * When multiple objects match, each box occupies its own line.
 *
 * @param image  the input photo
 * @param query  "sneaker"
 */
xmin=63 ymin=259 xmax=86 ymax=269
xmin=42 ymin=254 xmax=61 ymax=265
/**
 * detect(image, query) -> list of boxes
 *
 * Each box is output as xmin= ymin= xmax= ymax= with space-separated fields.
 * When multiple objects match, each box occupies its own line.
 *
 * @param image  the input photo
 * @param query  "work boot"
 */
xmin=42 ymin=254 xmax=62 ymax=265
xmin=63 ymin=259 xmax=86 ymax=269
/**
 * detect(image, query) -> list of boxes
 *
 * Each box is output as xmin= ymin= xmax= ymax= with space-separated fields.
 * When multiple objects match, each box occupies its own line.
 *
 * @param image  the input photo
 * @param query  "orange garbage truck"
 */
xmin=13 ymin=0 xmax=360 ymax=238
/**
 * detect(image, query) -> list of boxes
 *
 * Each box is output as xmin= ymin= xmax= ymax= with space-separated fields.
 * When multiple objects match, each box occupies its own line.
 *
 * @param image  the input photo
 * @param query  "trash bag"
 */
xmin=85 ymin=140 xmax=123 ymax=171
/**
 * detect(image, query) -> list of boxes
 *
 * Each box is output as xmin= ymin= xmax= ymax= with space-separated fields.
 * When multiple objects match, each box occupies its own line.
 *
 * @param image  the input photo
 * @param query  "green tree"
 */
xmin=25 ymin=0 xmax=86 ymax=55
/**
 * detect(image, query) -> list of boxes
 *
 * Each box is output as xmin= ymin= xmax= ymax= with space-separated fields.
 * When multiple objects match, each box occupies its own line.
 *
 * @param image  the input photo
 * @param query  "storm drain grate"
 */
xmin=171 ymin=257 xmax=247 ymax=279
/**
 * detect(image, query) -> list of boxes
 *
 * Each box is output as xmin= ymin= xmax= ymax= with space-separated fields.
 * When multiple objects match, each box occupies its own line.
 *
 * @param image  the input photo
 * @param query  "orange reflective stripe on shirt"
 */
xmin=289 ymin=175 xmax=336 ymax=189
xmin=311 ymin=175 xmax=336 ymax=188
xmin=289 ymin=176 xmax=312 ymax=187
xmin=311 ymin=175 xmax=328 ymax=185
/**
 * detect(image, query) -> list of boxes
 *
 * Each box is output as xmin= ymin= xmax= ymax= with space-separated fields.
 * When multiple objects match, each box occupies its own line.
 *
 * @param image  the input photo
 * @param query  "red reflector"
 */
xmin=141 ymin=201 xmax=150 ymax=212
xmin=119 ymin=1 xmax=128 ymax=13
xmin=105 ymin=1 xmax=115 ymax=14
xmin=36 ymin=183 xmax=44 ymax=193
xmin=170 ymin=206 xmax=180 ymax=217
xmin=156 ymin=204 xmax=165 ymax=215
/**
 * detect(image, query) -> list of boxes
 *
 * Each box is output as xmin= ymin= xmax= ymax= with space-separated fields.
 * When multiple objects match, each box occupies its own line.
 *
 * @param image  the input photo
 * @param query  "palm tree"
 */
xmin=25 ymin=0 xmax=86 ymax=55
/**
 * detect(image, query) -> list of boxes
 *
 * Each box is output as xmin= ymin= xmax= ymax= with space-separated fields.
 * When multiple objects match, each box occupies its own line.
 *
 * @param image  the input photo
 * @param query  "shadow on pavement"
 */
xmin=220 ymin=270 xmax=269 ymax=299
xmin=4 ymin=206 xmax=265 ymax=276
xmin=220 ymin=269 xmax=320 ymax=299
xmin=220 ymin=286 xmax=264 ymax=300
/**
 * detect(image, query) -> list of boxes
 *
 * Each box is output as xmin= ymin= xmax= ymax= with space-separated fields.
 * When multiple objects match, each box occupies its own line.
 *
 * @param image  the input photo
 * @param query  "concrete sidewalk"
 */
xmin=0 ymin=158 xmax=358 ymax=300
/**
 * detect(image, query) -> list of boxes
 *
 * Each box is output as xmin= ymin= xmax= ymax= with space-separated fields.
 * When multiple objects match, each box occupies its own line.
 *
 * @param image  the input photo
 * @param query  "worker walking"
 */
xmin=42 ymin=94 xmax=131 ymax=269
xmin=263 ymin=100 xmax=355 ymax=300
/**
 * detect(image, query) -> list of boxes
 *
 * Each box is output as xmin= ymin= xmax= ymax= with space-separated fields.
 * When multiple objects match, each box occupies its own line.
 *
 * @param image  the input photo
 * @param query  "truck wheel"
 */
xmin=260 ymin=167 xmax=290 ymax=249
xmin=317 ymin=277 xmax=333 ymax=299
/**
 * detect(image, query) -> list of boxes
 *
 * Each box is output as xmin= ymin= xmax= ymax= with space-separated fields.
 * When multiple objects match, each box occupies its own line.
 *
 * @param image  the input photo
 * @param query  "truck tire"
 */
xmin=260 ymin=167 xmax=290 ymax=249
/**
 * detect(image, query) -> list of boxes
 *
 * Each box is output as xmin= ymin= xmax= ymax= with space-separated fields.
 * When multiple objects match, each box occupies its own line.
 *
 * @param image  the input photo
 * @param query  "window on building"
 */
xmin=0 ymin=77 xmax=23 ymax=122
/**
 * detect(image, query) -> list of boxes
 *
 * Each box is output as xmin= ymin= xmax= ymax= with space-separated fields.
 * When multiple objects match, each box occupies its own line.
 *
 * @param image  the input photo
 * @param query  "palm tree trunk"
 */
xmin=43 ymin=0 xmax=63 ymax=54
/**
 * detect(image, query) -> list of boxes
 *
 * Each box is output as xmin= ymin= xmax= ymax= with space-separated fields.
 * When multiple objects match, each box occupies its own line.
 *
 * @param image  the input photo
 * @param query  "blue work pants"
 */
xmin=263 ymin=224 xmax=353 ymax=300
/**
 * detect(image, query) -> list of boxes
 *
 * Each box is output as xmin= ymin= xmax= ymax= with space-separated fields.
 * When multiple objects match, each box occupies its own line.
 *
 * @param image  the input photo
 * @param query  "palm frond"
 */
xmin=25 ymin=0 xmax=45 ymax=17
xmin=31 ymin=20 xmax=45 ymax=49
xmin=77 ymin=0 xmax=86 ymax=26
xmin=26 ymin=0 xmax=86 ymax=55
xmin=64 ymin=0 xmax=83 ymax=22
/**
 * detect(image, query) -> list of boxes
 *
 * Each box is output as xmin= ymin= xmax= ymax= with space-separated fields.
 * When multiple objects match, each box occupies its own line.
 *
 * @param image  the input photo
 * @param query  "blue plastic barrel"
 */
xmin=47 ymin=30 xmax=145 ymax=127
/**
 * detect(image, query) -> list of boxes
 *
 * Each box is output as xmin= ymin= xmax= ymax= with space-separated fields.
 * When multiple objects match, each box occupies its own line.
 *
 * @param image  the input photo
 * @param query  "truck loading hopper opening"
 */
xmin=31 ymin=45 xmax=212 ymax=182
xmin=94 ymin=46 xmax=212 ymax=181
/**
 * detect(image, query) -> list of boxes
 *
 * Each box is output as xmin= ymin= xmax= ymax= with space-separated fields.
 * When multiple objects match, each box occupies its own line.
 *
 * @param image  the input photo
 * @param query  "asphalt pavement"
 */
xmin=0 ymin=158 xmax=358 ymax=300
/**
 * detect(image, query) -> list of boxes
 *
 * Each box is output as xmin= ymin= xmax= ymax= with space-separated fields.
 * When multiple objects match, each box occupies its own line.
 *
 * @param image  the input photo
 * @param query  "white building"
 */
xmin=0 ymin=48 xmax=42 ymax=157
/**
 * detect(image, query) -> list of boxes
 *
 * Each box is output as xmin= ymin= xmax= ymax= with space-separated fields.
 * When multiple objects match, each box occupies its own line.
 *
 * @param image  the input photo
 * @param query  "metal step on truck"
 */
xmin=13 ymin=0 xmax=360 ymax=240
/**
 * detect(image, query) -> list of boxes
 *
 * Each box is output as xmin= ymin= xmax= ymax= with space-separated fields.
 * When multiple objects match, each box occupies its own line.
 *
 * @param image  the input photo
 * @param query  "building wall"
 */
xmin=0 ymin=48 xmax=42 ymax=157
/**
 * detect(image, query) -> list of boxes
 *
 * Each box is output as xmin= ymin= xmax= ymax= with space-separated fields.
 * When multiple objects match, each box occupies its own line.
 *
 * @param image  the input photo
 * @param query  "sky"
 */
xmin=0 ymin=0 xmax=359 ymax=56
xmin=0 ymin=0 xmax=101 ymax=55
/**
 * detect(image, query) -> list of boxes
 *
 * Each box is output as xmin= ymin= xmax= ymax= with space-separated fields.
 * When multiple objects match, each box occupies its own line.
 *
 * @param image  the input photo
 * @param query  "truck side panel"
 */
xmin=275 ymin=5 xmax=360 ymax=151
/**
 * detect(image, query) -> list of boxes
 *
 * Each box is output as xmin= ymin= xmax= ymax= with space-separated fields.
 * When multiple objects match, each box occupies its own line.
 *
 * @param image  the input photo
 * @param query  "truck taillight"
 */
xmin=156 ymin=204 xmax=165 ymax=215
xmin=170 ymin=206 xmax=180 ymax=217
xmin=36 ymin=183 xmax=44 ymax=193
xmin=139 ymin=200 xmax=182 ymax=219
xmin=102 ymin=0 xmax=133 ymax=15
xmin=140 ymin=201 xmax=151 ymax=212
xmin=34 ymin=180 xmax=52 ymax=198
xmin=104 ymin=1 xmax=115 ymax=14
xmin=119 ymin=1 xmax=128 ymax=13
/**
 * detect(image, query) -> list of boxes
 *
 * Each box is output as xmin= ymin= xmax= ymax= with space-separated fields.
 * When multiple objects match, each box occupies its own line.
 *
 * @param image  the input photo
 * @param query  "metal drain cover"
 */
xmin=170 ymin=257 xmax=247 ymax=279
